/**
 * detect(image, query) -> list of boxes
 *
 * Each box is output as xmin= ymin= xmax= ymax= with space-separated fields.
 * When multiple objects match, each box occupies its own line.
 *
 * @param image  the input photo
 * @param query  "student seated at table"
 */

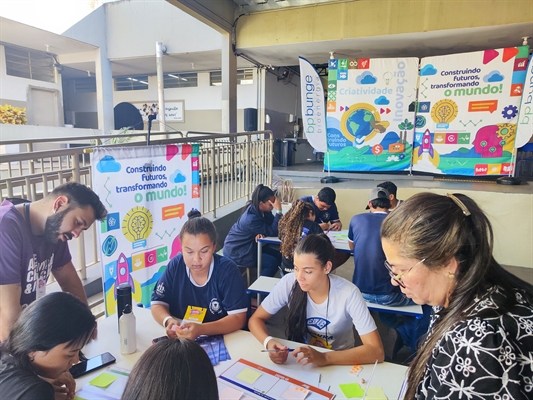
xmin=122 ymin=338 xmax=218 ymax=400
xmin=249 ymin=234 xmax=384 ymax=367
xmin=278 ymin=199 xmax=322 ymax=274
xmin=151 ymin=210 xmax=248 ymax=340
xmin=0 ymin=292 xmax=96 ymax=400
xmin=223 ymin=184 xmax=283 ymax=277
xmin=381 ymin=193 xmax=533 ymax=399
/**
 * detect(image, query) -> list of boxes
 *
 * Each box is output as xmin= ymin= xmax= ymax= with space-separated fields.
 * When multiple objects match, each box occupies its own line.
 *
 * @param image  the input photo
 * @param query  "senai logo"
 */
xmin=304 ymin=75 xmax=324 ymax=136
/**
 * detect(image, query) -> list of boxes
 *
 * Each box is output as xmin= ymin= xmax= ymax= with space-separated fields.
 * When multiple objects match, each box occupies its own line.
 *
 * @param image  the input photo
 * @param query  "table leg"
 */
xmin=257 ymin=241 xmax=264 ymax=305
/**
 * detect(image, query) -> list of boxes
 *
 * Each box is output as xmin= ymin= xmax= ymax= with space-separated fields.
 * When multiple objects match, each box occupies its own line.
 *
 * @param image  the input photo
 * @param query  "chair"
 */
xmin=216 ymin=249 xmax=252 ymax=286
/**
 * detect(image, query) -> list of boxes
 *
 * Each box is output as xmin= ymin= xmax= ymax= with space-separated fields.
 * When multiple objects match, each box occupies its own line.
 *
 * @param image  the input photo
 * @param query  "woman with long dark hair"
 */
xmin=381 ymin=192 xmax=533 ymax=399
xmin=122 ymin=338 xmax=218 ymax=400
xmin=249 ymin=234 xmax=384 ymax=366
xmin=151 ymin=210 xmax=248 ymax=340
xmin=0 ymin=292 xmax=96 ymax=400
xmin=224 ymin=184 xmax=283 ymax=277
xmin=278 ymin=199 xmax=322 ymax=273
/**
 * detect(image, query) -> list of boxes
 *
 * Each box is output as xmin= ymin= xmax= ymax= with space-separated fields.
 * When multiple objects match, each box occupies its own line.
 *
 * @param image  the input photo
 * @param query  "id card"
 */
xmin=182 ymin=305 xmax=207 ymax=324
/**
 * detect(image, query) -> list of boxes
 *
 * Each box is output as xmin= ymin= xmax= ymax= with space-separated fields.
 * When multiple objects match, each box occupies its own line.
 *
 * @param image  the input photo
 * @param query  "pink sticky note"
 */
xmin=219 ymin=386 xmax=243 ymax=400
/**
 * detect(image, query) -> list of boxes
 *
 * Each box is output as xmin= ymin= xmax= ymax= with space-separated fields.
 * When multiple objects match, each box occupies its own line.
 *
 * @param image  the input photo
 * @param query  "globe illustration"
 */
xmin=102 ymin=235 xmax=118 ymax=257
xmin=346 ymin=108 xmax=375 ymax=141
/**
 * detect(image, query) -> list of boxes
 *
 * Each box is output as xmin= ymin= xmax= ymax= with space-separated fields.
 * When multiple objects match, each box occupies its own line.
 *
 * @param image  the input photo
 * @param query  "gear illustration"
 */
xmin=501 ymin=105 xmax=518 ymax=120
xmin=496 ymin=123 xmax=516 ymax=140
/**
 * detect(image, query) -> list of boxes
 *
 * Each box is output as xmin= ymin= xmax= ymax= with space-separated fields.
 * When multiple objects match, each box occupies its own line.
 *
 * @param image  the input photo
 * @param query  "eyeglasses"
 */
xmin=384 ymin=258 xmax=426 ymax=288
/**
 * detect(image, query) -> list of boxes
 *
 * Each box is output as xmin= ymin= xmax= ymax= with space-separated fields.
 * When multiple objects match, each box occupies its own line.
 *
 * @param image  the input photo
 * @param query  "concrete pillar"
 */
xmin=221 ymin=32 xmax=237 ymax=134
xmin=95 ymin=48 xmax=114 ymax=134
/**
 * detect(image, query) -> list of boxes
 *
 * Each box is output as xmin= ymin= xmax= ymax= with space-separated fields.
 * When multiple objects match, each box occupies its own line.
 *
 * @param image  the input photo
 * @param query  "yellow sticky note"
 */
xmin=183 ymin=305 xmax=207 ymax=323
xmin=366 ymin=386 xmax=388 ymax=400
xmin=89 ymin=372 xmax=118 ymax=388
xmin=236 ymin=367 xmax=262 ymax=384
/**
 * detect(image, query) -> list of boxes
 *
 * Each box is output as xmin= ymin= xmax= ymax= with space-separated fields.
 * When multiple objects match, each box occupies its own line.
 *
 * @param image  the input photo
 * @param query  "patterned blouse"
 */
xmin=416 ymin=287 xmax=533 ymax=399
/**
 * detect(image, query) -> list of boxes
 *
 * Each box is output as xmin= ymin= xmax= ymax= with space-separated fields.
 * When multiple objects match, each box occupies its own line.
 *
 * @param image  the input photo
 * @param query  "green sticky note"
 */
xmin=366 ymin=386 xmax=388 ymax=399
xmin=89 ymin=372 xmax=118 ymax=388
xmin=339 ymin=383 xmax=364 ymax=398
xmin=236 ymin=368 xmax=262 ymax=384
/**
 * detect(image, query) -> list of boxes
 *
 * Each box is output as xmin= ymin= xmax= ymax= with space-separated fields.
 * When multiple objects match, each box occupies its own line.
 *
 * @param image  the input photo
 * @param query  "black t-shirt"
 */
xmin=281 ymin=219 xmax=323 ymax=272
xmin=0 ymin=357 xmax=54 ymax=400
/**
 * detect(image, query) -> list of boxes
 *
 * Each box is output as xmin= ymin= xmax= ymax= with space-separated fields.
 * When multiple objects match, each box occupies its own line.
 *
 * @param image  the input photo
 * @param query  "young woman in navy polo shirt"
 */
xmin=151 ymin=211 xmax=248 ymax=340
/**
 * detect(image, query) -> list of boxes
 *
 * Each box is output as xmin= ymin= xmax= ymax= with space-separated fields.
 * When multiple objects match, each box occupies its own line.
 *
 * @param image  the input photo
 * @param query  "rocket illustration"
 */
xmin=418 ymin=129 xmax=434 ymax=158
xmin=114 ymin=253 xmax=134 ymax=297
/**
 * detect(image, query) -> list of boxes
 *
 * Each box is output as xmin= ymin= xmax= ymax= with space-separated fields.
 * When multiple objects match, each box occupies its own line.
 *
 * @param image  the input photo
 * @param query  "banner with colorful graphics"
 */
xmin=515 ymin=54 xmax=533 ymax=148
xmin=413 ymin=46 xmax=529 ymax=176
xmin=325 ymin=57 xmax=419 ymax=171
xmin=91 ymin=144 xmax=200 ymax=316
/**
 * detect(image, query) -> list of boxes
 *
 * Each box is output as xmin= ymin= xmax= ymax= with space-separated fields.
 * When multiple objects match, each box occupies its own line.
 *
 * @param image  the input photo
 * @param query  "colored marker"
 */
xmin=261 ymin=348 xmax=295 ymax=353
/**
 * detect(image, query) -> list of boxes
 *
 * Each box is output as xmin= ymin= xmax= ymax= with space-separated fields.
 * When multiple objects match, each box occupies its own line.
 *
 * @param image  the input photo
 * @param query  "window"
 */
xmin=164 ymin=72 xmax=198 ymax=88
xmin=74 ymin=77 xmax=96 ymax=93
xmin=210 ymin=69 xmax=254 ymax=86
xmin=4 ymin=45 xmax=55 ymax=83
xmin=114 ymin=75 xmax=149 ymax=91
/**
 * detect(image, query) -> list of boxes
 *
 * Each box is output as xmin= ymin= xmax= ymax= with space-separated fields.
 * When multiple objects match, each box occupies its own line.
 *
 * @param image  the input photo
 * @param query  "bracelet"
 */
xmin=276 ymin=209 xmax=283 ymax=215
xmin=163 ymin=315 xmax=173 ymax=328
xmin=263 ymin=335 xmax=273 ymax=350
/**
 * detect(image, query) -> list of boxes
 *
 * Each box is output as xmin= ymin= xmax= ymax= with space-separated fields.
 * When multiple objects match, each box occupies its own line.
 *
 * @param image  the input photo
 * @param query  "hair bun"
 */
xmin=187 ymin=209 xmax=202 ymax=219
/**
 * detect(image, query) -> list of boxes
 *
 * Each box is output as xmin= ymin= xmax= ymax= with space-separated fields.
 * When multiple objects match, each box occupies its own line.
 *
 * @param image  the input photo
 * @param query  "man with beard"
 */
xmin=0 ymin=182 xmax=107 ymax=341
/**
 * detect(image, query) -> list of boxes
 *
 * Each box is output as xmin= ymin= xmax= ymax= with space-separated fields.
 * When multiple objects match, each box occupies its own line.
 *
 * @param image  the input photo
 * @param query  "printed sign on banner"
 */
xmin=91 ymin=144 xmax=200 ymax=316
xmin=326 ymin=58 xmax=419 ymax=171
xmin=413 ymin=46 xmax=529 ymax=176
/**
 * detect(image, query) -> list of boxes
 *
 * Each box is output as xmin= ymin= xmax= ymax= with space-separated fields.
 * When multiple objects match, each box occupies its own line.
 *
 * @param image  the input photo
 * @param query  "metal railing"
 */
xmin=0 ymin=130 xmax=273 ymax=281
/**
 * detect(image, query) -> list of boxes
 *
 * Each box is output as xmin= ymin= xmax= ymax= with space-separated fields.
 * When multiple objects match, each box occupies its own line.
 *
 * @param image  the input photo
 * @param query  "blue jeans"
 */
xmin=260 ymin=246 xmax=282 ymax=277
xmin=362 ymin=292 xmax=415 ymax=307
xmin=362 ymin=292 xmax=431 ymax=350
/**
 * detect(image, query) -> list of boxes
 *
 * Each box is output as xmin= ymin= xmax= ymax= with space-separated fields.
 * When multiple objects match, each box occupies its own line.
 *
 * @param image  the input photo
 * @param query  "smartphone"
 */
xmin=152 ymin=335 xmax=169 ymax=344
xmin=69 ymin=352 xmax=116 ymax=379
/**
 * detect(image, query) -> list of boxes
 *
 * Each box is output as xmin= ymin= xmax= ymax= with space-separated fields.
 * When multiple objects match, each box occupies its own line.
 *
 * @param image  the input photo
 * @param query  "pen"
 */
xmin=261 ymin=348 xmax=295 ymax=353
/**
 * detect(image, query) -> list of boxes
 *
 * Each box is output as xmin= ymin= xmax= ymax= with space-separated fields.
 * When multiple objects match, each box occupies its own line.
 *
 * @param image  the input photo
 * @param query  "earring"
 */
xmin=448 ymin=272 xmax=455 ymax=279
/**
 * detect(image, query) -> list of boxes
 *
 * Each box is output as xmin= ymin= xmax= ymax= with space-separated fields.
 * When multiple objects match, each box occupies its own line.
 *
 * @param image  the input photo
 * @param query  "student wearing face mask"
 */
xmin=0 ymin=181 xmax=107 ymax=342
xmin=151 ymin=210 xmax=248 ymax=340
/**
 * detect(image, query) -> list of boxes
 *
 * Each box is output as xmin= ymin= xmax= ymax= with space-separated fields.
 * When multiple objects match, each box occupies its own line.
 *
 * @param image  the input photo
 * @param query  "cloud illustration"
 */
xmin=356 ymin=71 xmax=377 ymax=85
xmin=170 ymin=169 xmax=186 ymax=183
xmin=96 ymin=155 xmax=121 ymax=173
xmin=374 ymin=96 xmax=390 ymax=105
xmin=484 ymin=70 xmax=504 ymax=82
xmin=420 ymin=64 xmax=437 ymax=76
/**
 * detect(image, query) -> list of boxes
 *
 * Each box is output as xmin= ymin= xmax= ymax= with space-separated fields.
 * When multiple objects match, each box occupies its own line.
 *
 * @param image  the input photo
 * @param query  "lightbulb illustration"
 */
xmin=430 ymin=99 xmax=458 ymax=129
xmin=383 ymin=71 xmax=393 ymax=85
xmin=122 ymin=206 xmax=153 ymax=242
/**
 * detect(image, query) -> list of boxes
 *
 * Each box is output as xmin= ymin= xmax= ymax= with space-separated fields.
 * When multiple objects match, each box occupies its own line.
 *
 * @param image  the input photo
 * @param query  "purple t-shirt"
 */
xmin=0 ymin=200 xmax=71 ymax=307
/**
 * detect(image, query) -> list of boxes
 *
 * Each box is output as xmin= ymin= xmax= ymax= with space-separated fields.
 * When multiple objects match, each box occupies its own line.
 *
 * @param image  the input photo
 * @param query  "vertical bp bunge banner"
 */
xmin=299 ymin=57 xmax=328 ymax=153
xmin=413 ymin=46 xmax=530 ymax=175
xmin=326 ymin=58 xmax=419 ymax=171
xmin=91 ymin=144 xmax=200 ymax=316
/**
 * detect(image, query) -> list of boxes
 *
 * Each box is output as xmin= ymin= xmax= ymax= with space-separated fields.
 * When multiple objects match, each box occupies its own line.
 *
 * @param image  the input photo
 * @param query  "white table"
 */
xmin=257 ymin=230 xmax=352 ymax=277
xmin=77 ymin=307 xmax=408 ymax=399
